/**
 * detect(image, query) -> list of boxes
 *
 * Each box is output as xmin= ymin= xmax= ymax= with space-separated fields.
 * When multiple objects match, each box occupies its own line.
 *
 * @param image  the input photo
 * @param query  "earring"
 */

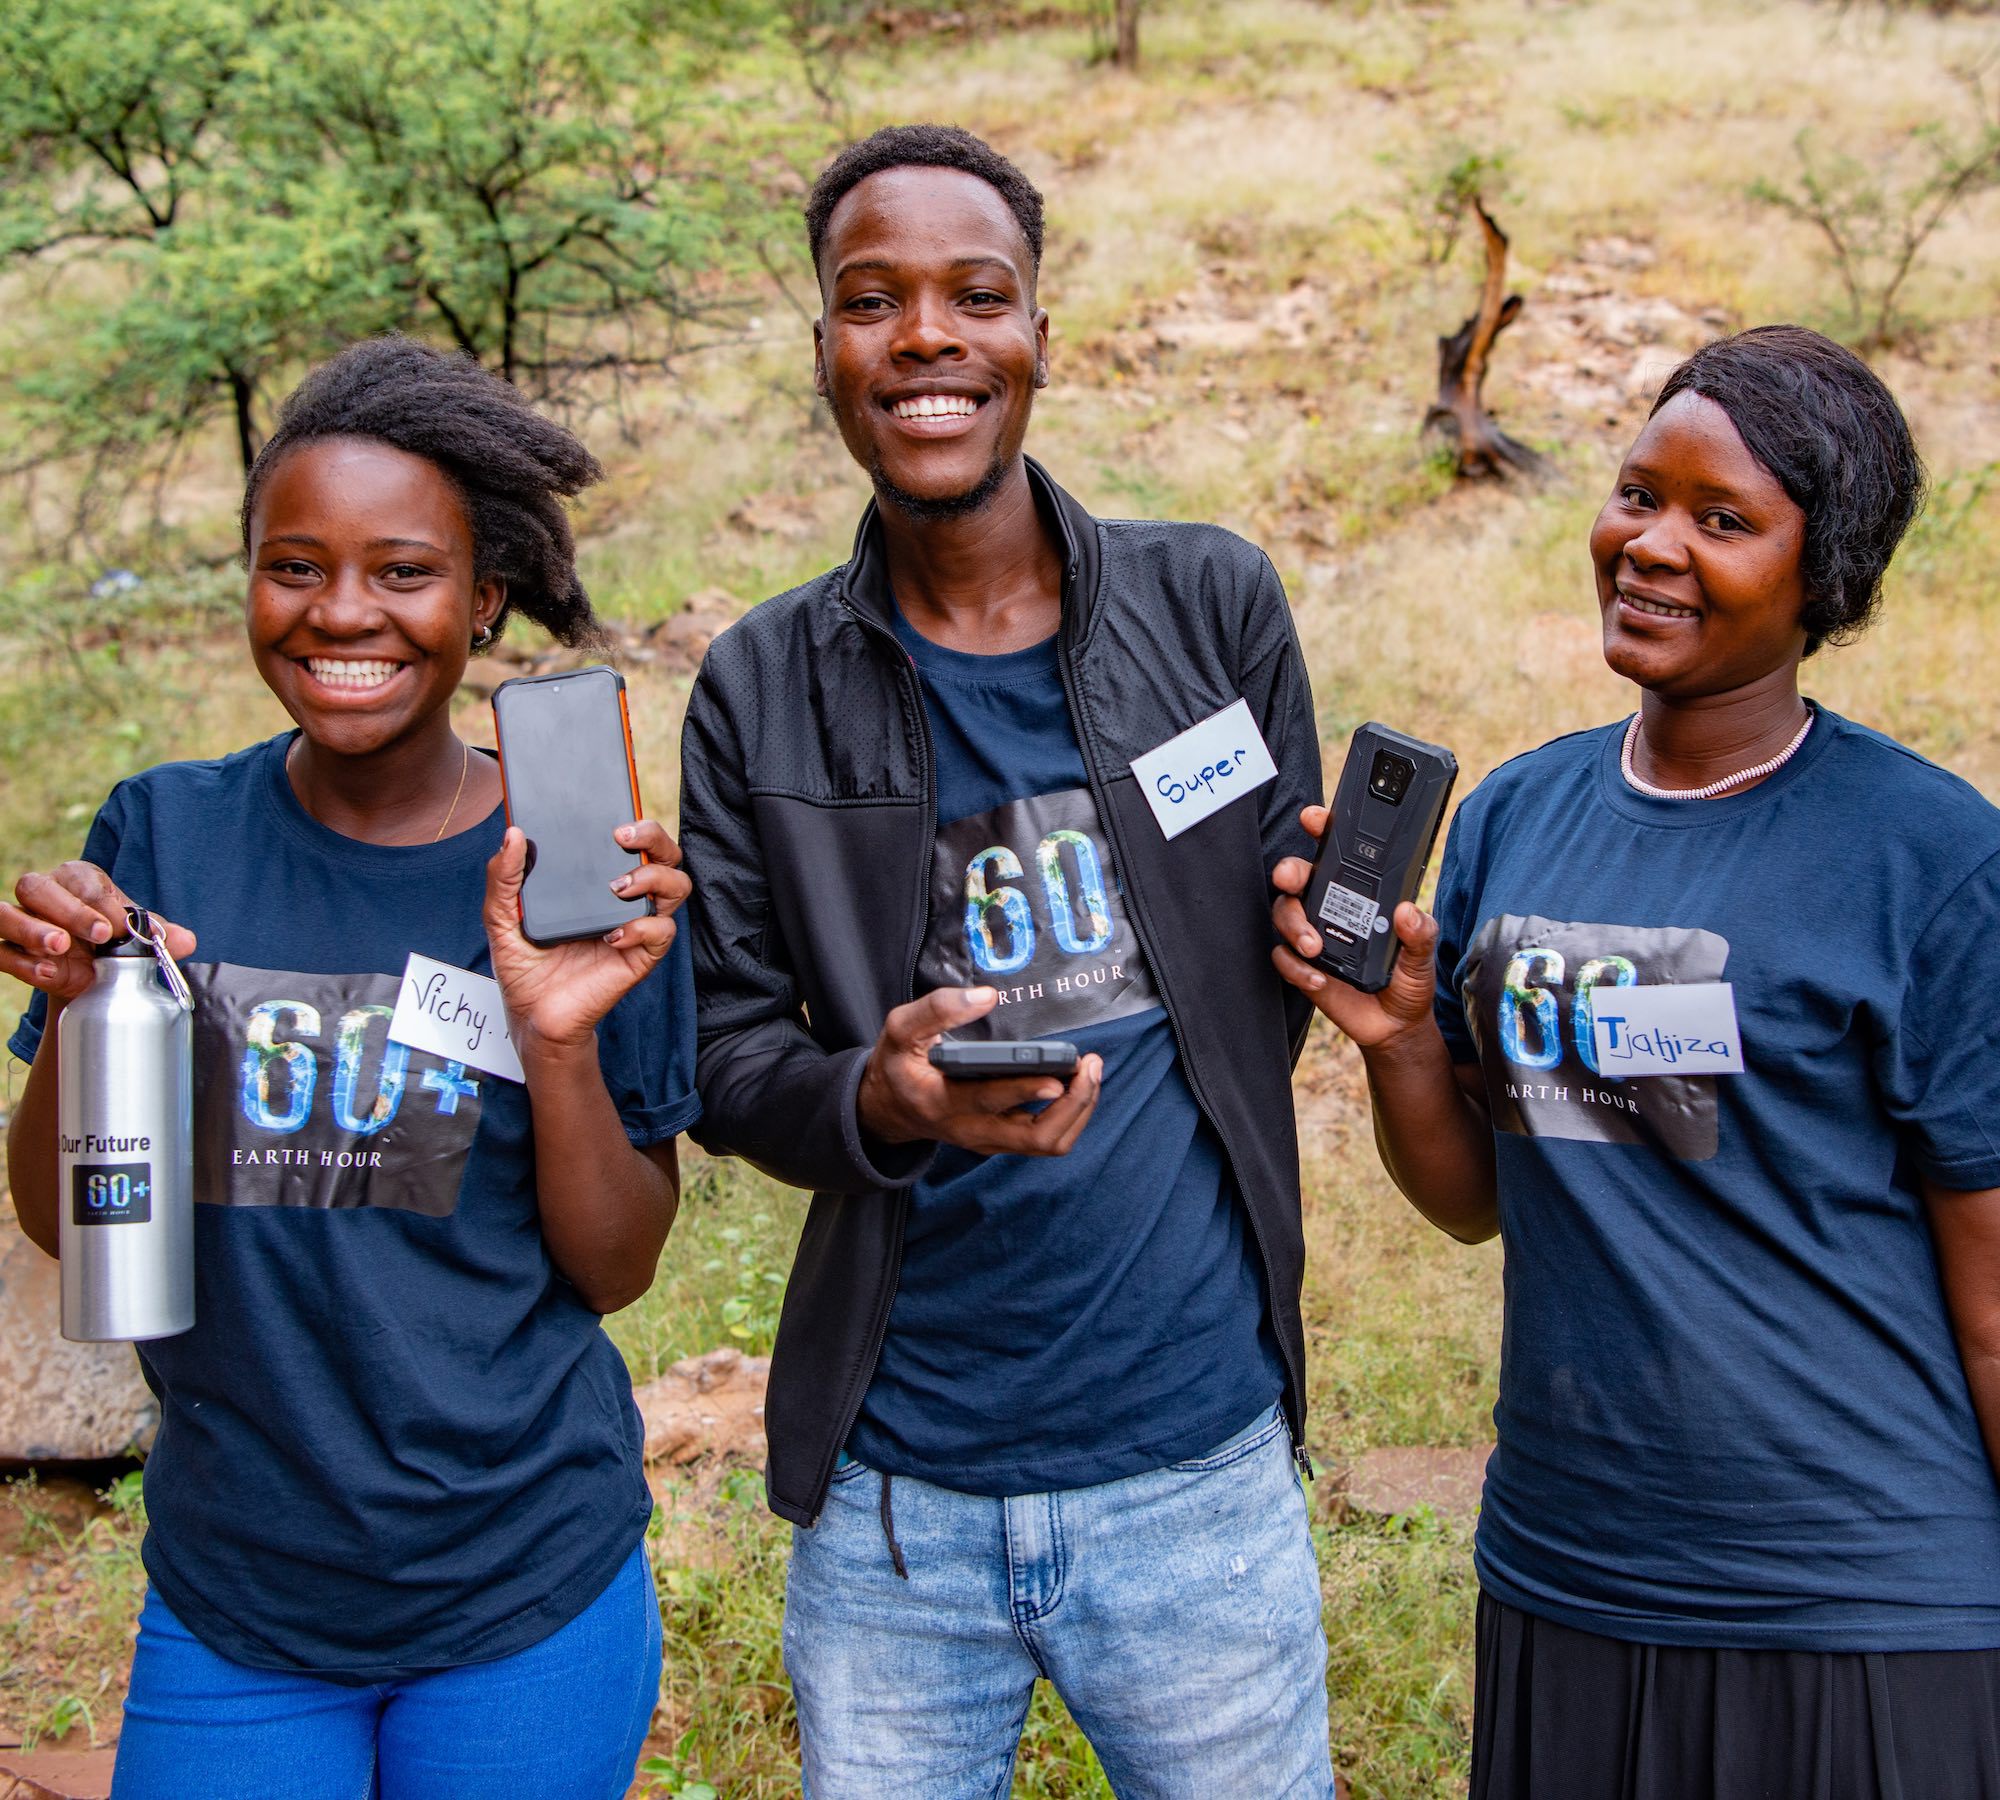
xmin=471 ymin=624 xmax=495 ymax=652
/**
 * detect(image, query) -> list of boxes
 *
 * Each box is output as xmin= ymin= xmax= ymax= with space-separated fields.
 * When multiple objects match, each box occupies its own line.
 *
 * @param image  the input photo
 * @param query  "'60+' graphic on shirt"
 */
xmin=1459 ymin=914 xmax=1730 ymax=1162
xmin=918 ymin=785 xmax=1161 ymax=1039
xmin=187 ymin=962 xmax=484 ymax=1215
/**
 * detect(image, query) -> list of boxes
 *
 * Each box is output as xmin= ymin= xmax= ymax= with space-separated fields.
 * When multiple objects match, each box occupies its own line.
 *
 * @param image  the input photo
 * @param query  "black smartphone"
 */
xmin=1304 ymin=723 xmax=1458 ymax=993
xmin=929 ymin=1040 xmax=1081 ymax=1081
xmin=491 ymin=665 xmax=653 ymax=947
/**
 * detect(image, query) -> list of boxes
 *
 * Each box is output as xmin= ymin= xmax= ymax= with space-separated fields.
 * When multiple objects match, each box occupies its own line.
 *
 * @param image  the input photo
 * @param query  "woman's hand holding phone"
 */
xmin=1270 ymin=804 xmax=1441 ymax=1053
xmin=484 ymin=819 xmax=690 ymax=1059
xmin=857 ymin=985 xmax=1103 ymax=1159
xmin=1273 ymin=804 xmax=1499 ymax=1244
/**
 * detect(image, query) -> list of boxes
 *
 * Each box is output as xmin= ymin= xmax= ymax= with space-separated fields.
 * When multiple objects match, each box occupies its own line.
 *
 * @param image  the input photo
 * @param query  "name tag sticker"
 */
xmin=1130 ymin=698 xmax=1278 ymax=842
xmin=388 ymin=953 xmax=525 ymax=1084
xmin=1591 ymin=982 xmax=1744 ymax=1078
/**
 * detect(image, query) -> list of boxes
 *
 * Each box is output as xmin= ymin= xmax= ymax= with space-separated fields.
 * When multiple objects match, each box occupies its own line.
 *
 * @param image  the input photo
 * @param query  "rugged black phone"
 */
xmin=929 ymin=1040 xmax=1081 ymax=1080
xmin=491 ymin=665 xmax=653 ymax=947
xmin=1305 ymin=723 xmax=1457 ymax=993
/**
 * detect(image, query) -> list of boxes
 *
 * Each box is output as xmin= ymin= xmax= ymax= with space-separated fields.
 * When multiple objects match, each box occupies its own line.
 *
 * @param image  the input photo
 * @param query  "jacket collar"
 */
xmin=836 ymin=456 xmax=1103 ymax=650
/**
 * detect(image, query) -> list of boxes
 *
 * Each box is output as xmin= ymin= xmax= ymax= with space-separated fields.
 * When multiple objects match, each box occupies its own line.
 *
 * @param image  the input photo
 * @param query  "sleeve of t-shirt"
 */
xmin=8 ymin=789 xmax=130 ymax=1068
xmin=1429 ymin=801 xmax=1480 ymax=1069
xmin=594 ymin=905 xmax=704 ymax=1147
xmin=1878 ymin=847 xmax=2000 ymax=1191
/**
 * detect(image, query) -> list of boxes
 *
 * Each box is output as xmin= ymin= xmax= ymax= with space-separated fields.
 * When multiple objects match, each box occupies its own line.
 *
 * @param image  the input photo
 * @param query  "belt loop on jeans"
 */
xmin=879 ymin=1471 xmax=910 ymax=1581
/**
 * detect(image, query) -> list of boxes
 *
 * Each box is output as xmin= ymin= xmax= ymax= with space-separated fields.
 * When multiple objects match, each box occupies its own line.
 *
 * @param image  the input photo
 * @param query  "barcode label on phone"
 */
xmin=1317 ymin=882 xmax=1380 ymax=941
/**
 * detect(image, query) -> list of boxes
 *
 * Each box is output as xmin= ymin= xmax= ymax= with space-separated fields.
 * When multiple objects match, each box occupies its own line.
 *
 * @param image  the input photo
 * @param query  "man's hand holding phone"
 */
xmin=858 ymin=986 xmax=1102 ymax=1158
xmin=1270 ymin=803 xmax=1441 ymax=1055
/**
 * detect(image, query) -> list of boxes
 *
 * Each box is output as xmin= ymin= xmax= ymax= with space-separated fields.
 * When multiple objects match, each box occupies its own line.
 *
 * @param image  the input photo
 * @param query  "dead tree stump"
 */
xmin=1422 ymin=198 xmax=1544 ymax=479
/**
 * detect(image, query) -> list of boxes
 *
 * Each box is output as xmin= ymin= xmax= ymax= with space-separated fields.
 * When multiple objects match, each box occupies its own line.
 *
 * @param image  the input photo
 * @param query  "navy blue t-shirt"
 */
xmin=1432 ymin=707 xmax=2000 ymax=1651
xmin=844 ymin=612 xmax=1284 ymax=1495
xmin=11 ymin=736 xmax=701 ymax=1680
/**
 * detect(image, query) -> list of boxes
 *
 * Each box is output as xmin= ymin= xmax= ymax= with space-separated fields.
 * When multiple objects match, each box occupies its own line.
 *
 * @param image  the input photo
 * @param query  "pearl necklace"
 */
xmin=1620 ymin=709 xmax=1813 ymax=801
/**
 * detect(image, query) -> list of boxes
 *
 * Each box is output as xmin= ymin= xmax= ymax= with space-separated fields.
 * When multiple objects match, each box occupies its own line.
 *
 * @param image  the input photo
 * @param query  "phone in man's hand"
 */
xmin=929 ymin=1040 xmax=1081 ymax=1081
xmin=491 ymin=665 xmax=653 ymax=946
xmin=1304 ymin=723 xmax=1457 ymax=993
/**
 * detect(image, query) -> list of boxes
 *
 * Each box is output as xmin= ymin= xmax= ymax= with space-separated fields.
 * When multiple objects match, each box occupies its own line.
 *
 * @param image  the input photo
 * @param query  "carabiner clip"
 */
xmin=125 ymin=905 xmax=194 ymax=1012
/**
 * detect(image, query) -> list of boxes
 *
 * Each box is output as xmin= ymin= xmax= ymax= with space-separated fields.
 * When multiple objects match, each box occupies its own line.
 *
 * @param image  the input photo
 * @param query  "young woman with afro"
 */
xmin=3 ymin=336 xmax=697 ymax=1797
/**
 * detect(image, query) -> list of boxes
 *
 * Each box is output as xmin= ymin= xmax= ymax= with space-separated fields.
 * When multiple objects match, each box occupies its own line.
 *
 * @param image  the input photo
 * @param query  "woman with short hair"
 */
xmin=1273 ymin=325 xmax=2000 ymax=1798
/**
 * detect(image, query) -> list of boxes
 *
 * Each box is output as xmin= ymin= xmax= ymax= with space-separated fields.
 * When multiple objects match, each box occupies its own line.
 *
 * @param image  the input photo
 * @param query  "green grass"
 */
xmin=606 ymin=1156 xmax=803 ymax=1378
xmin=1322 ymin=1509 xmax=1480 ymax=1800
xmin=0 ymin=1471 xmax=150 ymax=1751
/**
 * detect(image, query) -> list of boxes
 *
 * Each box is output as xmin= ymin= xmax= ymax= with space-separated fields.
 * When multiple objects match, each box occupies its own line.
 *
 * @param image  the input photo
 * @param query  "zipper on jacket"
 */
xmin=1053 ymin=605 xmax=1312 ymax=1466
xmin=802 ymin=608 xmax=937 ymax=1524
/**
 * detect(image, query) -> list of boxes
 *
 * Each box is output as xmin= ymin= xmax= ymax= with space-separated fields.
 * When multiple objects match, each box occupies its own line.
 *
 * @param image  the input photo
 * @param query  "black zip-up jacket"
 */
xmin=679 ymin=462 xmax=1322 ymax=1526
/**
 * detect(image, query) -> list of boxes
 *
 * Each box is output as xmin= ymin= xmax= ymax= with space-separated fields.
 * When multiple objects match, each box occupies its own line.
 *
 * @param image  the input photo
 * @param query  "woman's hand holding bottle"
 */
xmin=0 ymin=863 xmax=196 ymax=1007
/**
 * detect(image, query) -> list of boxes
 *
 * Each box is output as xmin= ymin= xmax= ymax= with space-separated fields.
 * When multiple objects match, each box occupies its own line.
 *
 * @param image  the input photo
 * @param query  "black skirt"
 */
xmin=1472 ymin=1592 xmax=2000 ymax=1800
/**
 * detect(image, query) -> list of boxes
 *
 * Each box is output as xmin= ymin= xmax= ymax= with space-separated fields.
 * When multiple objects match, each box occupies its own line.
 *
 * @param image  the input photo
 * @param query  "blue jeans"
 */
xmin=783 ymin=1405 xmax=1337 ymax=1799
xmin=111 ymin=1543 xmax=660 ymax=1800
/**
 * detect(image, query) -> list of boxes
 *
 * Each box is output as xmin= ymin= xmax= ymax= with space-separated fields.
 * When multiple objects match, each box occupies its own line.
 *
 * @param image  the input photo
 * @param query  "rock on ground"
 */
xmin=1341 ymin=1445 xmax=1494 ymax=1526
xmin=0 ymin=1748 xmax=116 ymax=1800
xmin=0 ymin=1216 xmax=157 ymax=1463
xmin=632 ymin=1346 xmax=768 ymax=1468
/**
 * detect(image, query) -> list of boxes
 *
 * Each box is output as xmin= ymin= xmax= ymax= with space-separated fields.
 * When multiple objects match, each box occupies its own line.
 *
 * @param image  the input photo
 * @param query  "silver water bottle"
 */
xmin=57 ymin=907 xmax=194 ymax=1342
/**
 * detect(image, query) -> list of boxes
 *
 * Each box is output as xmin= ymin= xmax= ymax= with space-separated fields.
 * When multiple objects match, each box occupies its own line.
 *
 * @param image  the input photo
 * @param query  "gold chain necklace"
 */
xmin=431 ymin=740 xmax=471 ymax=842
xmin=285 ymin=737 xmax=471 ymax=842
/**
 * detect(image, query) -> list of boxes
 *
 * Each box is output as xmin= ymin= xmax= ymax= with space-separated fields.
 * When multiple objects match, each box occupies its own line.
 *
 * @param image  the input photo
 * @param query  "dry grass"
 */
xmin=4 ymin=0 xmax=1998 ymax=1791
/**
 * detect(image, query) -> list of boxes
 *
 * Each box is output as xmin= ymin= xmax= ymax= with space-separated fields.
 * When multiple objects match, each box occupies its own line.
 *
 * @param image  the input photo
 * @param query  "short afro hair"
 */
xmin=805 ymin=124 xmax=1043 ymax=286
xmin=1651 ymin=325 xmax=1926 ymax=655
xmin=241 ymin=336 xmax=606 ymax=650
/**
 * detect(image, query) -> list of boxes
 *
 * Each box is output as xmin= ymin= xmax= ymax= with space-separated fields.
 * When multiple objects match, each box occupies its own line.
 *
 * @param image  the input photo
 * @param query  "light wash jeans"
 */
xmin=783 ymin=1404 xmax=1337 ymax=1799
xmin=110 ymin=1544 xmax=660 ymax=1800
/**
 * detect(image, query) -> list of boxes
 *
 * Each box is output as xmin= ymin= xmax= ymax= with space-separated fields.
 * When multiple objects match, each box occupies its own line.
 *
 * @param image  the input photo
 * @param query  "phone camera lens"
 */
xmin=1369 ymin=751 xmax=1414 ymax=804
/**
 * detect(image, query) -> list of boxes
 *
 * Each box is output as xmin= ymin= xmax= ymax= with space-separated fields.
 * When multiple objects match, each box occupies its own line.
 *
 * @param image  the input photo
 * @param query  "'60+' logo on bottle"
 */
xmin=68 ymin=1160 xmax=154 ymax=1226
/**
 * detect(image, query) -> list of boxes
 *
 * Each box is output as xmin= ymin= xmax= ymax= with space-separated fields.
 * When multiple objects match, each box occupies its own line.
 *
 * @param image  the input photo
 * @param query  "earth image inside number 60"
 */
xmin=923 ymin=785 xmax=1160 ymax=1039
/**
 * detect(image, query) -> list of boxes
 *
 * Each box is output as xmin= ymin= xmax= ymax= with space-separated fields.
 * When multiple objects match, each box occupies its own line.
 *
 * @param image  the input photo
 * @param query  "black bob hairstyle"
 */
xmin=1650 ymin=324 xmax=1926 ymax=656
xmin=804 ymin=123 xmax=1044 ymax=286
xmin=240 ymin=336 xmax=606 ymax=650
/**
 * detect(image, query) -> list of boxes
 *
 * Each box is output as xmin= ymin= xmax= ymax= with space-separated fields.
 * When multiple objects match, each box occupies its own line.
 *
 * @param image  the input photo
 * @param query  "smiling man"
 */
xmin=679 ymin=125 xmax=1335 ymax=1797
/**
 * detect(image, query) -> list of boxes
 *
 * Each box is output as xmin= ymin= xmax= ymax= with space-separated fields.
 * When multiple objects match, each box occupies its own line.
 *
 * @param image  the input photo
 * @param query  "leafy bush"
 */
xmin=1751 ymin=66 xmax=2000 ymax=347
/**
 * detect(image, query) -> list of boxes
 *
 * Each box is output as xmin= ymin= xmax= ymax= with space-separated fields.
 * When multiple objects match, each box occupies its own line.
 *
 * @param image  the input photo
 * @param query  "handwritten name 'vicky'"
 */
xmin=386 ymin=954 xmax=526 ymax=1084
xmin=406 ymin=969 xmax=495 ymax=1055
